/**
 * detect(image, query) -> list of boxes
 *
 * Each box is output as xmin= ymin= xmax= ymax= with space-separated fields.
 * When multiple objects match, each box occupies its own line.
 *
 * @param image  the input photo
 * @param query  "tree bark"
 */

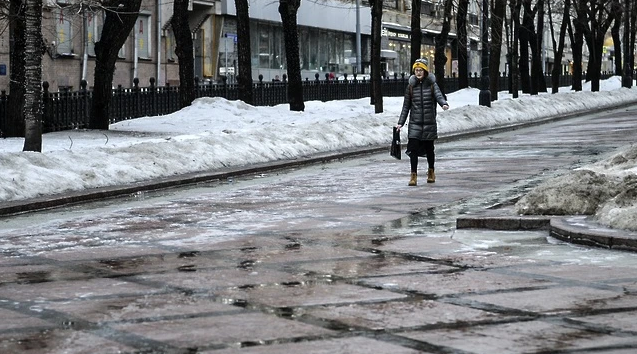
xmin=89 ymin=0 xmax=142 ymax=129
xmin=519 ymin=0 xmax=532 ymax=93
xmin=5 ymin=0 xmax=25 ymax=138
xmin=410 ymin=0 xmax=422 ymax=66
xmin=434 ymin=0 xmax=453 ymax=95
xmin=22 ymin=0 xmax=42 ymax=152
xmin=580 ymin=0 xmax=615 ymax=92
xmin=489 ymin=0 xmax=506 ymax=100
xmin=611 ymin=0 xmax=621 ymax=75
xmin=622 ymin=0 xmax=633 ymax=87
xmin=456 ymin=0 xmax=469 ymax=89
xmin=235 ymin=0 xmax=253 ymax=104
xmin=571 ymin=1 xmax=584 ymax=92
xmin=279 ymin=0 xmax=304 ymax=111
xmin=172 ymin=0 xmax=196 ymax=109
xmin=534 ymin=0 xmax=547 ymax=93
xmin=510 ymin=0 xmax=521 ymax=98
xmin=549 ymin=0 xmax=570 ymax=93
xmin=370 ymin=0 xmax=383 ymax=113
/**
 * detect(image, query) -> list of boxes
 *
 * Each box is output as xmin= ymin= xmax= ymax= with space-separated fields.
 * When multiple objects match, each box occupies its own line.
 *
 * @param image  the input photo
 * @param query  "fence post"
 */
xmin=81 ymin=79 xmax=88 ymax=128
xmin=0 ymin=90 xmax=6 ymax=137
xmin=117 ymin=84 xmax=123 ymax=120
xmin=258 ymin=74 xmax=264 ymax=105
xmin=42 ymin=81 xmax=50 ymax=132
xmin=133 ymin=78 xmax=140 ymax=118
xmin=150 ymin=77 xmax=156 ymax=116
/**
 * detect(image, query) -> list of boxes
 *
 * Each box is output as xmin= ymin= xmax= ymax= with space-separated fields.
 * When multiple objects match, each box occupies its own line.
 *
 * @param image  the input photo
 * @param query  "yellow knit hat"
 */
xmin=412 ymin=58 xmax=428 ymax=72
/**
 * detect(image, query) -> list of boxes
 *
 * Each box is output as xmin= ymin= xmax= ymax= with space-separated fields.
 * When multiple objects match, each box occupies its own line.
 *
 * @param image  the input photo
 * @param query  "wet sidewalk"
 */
xmin=1 ymin=107 xmax=637 ymax=353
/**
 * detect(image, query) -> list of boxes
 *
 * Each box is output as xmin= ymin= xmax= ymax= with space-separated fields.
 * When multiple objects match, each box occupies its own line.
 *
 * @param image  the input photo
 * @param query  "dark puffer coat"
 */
xmin=397 ymin=74 xmax=448 ymax=140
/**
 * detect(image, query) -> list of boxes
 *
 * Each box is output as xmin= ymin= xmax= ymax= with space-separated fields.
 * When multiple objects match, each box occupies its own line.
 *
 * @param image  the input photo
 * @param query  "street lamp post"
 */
xmin=479 ymin=0 xmax=491 ymax=106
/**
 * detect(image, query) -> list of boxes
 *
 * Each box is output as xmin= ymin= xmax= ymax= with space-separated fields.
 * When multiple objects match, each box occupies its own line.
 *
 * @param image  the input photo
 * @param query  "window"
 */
xmin=56 ymin=8 xmax=73 ymax=55
xmin=136 ymin=13 xmax=152 ymax=58
xmin=87 ymin=12 xmax=100 ymax=56
xmin=421 ymin=1 xmax=435 ymax=16
xmin=165 ymin=29 xmax=176 ymax=61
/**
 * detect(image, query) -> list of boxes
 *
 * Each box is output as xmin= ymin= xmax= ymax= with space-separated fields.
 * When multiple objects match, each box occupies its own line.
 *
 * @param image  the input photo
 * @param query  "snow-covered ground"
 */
xmin=1 ymin=77 xmax=636 ymax=230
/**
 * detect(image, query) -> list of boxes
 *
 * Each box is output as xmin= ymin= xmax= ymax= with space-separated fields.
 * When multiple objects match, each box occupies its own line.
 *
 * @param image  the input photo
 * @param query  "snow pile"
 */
xmin=516 ymin=144 xmax=637 ymax=231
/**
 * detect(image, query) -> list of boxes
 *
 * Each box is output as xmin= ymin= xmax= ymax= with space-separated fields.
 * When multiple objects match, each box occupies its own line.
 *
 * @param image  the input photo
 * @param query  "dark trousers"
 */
xmin=406 ymin=138 xmax=435 ymax=173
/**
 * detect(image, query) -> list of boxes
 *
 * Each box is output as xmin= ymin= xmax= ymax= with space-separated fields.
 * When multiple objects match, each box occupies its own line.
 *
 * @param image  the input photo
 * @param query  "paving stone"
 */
xmin=39 ymin=294 xmax=243 ymax=323
xmin=463 ymin=286 xmax=629 ymax=313
xmin=0 ymin=330 xmax=135 ymax=354
xmin=112 ymin=312 xmax=335 ymax=348
xmin=398 ymin=320 xmax=637 ymax=353
xmin=359 ymin=269 xmax=554 ymax=296
xmin=216 ymin=283 xmax=407 ymax=308
xmin=133 ymin=267 xmax=306 ymax=290
xmin=304 ymin=299 xmax=508 ymax=330
xmin=511 ymin=264 xmax=637 ymax=283
xmin=0 ymin=308 xmax=53 ymax=330
xmin=295 ymin=256 xmax=457 ymax=279
xmin=572 ymin=310 xmax=637 ymax=332
xmin=0 ymin=278 xmax=160 ymax=302
xmin=0 ymin=264 xmax=89 ymax=284
xmin=201 ymin=336 xmax=427 ymax=354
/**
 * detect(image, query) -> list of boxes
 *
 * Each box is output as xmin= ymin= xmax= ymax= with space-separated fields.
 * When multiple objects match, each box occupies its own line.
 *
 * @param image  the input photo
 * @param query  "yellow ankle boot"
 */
xmin=427 ymin=168 xmax=435 ymax=183
xmin=408 ymin=172 xmax=417 ymax=186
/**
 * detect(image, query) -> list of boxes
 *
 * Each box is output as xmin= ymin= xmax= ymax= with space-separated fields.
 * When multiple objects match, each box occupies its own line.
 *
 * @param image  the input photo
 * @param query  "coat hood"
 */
xmin=408 ymin=73 xmax=436 ymax=86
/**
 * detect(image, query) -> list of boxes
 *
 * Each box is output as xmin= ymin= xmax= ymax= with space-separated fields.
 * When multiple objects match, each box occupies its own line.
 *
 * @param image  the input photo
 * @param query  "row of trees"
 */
xmin=3 ymin=0 xmax=637 ymax=153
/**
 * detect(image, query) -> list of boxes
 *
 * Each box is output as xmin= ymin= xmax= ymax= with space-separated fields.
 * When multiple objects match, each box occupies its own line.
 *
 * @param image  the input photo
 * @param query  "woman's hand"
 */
xmin=395 ymin=124 xmax=402 ymax=131
xmin=442 ymin=104 xmax=449 ymax=110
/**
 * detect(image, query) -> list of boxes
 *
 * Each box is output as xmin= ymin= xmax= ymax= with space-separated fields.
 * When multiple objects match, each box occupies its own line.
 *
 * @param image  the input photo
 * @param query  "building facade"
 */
xmin=0 ymin=0 xmax=553 ymax=93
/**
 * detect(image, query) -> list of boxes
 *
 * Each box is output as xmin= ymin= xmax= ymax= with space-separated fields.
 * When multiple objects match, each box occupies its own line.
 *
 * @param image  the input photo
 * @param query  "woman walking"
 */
xmin=396 ymin=58 xmax=449 ymax=186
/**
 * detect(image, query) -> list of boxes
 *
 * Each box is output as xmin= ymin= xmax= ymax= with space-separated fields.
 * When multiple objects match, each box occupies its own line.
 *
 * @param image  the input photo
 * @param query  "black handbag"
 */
xmin=390 ymin=126 xmax=401 ymax=160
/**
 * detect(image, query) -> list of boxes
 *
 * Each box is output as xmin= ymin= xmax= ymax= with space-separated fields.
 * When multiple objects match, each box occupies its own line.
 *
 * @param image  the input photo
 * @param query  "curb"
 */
xmin=456 ymin=215 xmax=637 ymax=253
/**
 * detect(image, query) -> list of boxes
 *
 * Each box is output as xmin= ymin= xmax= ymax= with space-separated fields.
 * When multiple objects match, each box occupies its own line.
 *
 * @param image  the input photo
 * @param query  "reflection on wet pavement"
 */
xmin=1 ymin=110 xmax=637 ymax=353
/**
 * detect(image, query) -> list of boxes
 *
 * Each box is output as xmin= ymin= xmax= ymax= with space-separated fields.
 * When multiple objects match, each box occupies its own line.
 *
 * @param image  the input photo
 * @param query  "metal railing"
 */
xmin=0 ymin=72 xmax=614 ymax=134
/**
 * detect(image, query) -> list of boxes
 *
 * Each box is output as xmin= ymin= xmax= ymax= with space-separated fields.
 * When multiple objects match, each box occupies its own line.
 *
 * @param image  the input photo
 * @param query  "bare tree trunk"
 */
xmin=522 ymin=0 xmax=540 ymax=95
xmin=90 ymin=0 xmax=142 ymax=129
xmin=571 ymin=12 xmax=584 ymax=92
xmin=581 ymin=0 xmax=615 ymax=92
xmin=534 ymin=0 xmax=547 ymax=92
xmin=511 ymin=0 xmax=521 ymax=98
xmin=519 ymin=0 xmax=532 ymax=93
xmin=410 ymin=0 xmax=422 ymax=66
xmin=5 ymin=0 xmax=25 ymax=138
xmin=489 ymin=0 xmax=506 ymax=100
xmin=370 ymin=0 xmax=383 ymax=113
xmin=172 ymin=0 xmax=196 ymax=109
xmin=434 ymin=0 xmax=453 ymax=95
xmin=611 ymin=0 xmax=621 ymax=75
xmin=622 ymin=0 xmax=633 ymax=87
xmin=22 ymin=0 xmax=42 ymax=152
xmin=235 ymin=0 xmax=253 ymax=104
xmin=456 ymin=0 xmax=469 ymax=89
xmin=549 ymin=0 xmax=570 ymax=93
xmin=279 ymin=0 xmax=304 ymax=111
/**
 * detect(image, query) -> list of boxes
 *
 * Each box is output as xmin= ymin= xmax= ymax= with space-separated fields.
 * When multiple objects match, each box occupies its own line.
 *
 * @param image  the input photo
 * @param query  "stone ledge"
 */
xmin=456 ymin=216 xmax=551 ymax=230
xmin=456 ymin=215 xmax=637 ymax=253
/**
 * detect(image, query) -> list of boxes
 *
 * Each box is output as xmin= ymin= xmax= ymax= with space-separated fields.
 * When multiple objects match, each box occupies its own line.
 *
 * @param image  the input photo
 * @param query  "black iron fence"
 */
xmin=0 ymin=72 xmax=614 ymax=134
